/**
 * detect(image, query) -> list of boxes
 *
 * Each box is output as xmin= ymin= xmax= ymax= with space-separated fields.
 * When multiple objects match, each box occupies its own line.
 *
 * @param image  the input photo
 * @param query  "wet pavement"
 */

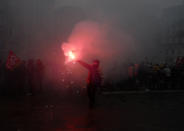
xmin=0 ymin=91 xmax=184 ymax=131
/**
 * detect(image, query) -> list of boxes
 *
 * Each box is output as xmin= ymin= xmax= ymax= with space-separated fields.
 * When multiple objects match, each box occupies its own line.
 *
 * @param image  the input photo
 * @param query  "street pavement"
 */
xmin=0 ymin=90 xmax=184 ymax=131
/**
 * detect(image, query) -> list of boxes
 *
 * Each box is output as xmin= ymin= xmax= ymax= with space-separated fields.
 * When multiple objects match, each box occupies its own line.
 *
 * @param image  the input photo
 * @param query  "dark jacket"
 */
xmin=78 ymin=60 xmax=102 ymax=86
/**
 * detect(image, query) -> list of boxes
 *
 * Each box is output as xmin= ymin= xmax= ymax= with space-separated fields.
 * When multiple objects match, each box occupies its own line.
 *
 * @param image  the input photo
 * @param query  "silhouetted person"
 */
xmin=163 ymin=65 xmax=171 ymax=89
xmin=35 ymin=59 xmax=45 ymax=92
xmin=27 ymin=59 xmax=35 ymax=95
xmin=77 ymin=59 xmax=102 ymax=108
xmin=128 ymin=63 xmax=135 ymax=89
xmin=19 ymin=60 xmax=26 ymax=94
xmin=4 ymin=64 xmax=17 ymax=96
xmin=0 ymin=60 xmax=3 ymax=93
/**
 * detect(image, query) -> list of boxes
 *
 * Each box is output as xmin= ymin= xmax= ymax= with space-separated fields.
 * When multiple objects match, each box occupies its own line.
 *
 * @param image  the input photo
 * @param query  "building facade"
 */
xmin=160 ymin=3 xmax=184 ymax=64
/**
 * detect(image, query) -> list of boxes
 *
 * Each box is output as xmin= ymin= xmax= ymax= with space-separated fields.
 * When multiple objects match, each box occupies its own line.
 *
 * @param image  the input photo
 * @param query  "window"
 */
xmin=171 ymin=49 xmax=175 ymax=55
xmin=175 ymin=38 xmax=179 ymax=44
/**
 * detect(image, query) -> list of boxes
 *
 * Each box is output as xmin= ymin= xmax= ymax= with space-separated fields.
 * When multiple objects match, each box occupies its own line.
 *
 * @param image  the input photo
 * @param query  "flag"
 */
xmin=6 ymin=50 xmax=21 ymax=70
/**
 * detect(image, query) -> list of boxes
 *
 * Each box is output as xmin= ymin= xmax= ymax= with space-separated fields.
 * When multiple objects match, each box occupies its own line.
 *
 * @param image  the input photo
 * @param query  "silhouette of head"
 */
xmin=28 ymin=59 xmax=34 ymax=66
xmin=92 ymin=59 xmax=100 ymax=68
xmin=36 ymin=59 xmax=42 ymax=65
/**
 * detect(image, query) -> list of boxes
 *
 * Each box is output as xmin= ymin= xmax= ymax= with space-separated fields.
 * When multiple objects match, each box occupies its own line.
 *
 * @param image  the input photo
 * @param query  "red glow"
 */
xmin=61 ymin=21 xmax=111 ymax=64
xmin=61 ymin=21 xmax=134 ymax=65
xmin=62 ymin=42 xmax=80 ymax=63
xmin=68 ymin=51 xmax=76 ymax=61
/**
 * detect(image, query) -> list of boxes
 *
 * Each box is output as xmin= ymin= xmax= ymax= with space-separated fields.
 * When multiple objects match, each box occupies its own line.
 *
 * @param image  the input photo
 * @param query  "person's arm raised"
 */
xmin=77 ymin=60 xmax=91 ymax=70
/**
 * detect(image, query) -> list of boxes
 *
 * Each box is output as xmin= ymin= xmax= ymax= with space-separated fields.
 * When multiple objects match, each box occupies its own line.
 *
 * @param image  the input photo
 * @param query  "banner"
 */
xmin=6 ymin=50 xmax=21 ymax=70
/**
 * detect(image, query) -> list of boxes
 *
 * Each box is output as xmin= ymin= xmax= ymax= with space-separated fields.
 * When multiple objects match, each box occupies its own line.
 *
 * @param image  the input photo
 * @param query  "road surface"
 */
xmin=0 ymin=90 xmax=184 ymax=131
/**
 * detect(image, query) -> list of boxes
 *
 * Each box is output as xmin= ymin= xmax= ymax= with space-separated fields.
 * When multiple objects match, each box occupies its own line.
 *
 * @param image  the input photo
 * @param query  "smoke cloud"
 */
xmin=0 ymin=0 xmax=183 ymax=84
xmin=1 ymin=0 xmax=182 ymax=58
xmin=61 ymin=20 xmax=134 ymax=78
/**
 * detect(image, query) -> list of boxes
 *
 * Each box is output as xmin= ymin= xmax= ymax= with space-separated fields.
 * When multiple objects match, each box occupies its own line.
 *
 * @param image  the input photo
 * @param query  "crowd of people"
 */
xmin=127 ymin=57 xmax=184 ymax=90
xmin=0 ymin=59 xmax=45 ymax=96
xmin=1 ymin=56 xmax=184 ymax=96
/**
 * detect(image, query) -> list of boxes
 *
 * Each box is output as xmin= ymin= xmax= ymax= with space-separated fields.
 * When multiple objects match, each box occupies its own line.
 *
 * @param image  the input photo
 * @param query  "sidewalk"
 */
xmin=102 ymin=89 xmax=184 ymax=95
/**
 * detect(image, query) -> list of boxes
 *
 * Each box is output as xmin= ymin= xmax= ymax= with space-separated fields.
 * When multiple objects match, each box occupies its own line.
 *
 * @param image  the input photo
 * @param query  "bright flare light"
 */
xmin=64 ymin=50 xmax=77 ymax=63
xmin=62 ymin=43 xmax=78 ymax=64
xmin=68 ymin=51 xmax=76 ymax=61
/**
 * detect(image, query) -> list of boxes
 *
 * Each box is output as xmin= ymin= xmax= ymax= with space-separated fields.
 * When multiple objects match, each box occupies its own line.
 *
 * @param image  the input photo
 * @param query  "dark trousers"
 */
xmin=28 ymin=77 xmax=34 ymax=94
xmin=87 ymin=84 xmax=97 ymax=108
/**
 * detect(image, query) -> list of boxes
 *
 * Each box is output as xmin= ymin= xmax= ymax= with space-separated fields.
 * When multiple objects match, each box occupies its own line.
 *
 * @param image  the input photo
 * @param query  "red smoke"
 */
xmin=61 ymin=20 xmax=135 ymax=80
xmin=61 ymin=21 xmax=109 ymax=63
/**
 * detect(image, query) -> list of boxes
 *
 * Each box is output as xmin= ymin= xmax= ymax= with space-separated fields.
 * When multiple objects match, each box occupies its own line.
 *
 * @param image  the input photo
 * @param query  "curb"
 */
xmin=102 ymin=90 xmax=184 ymax=95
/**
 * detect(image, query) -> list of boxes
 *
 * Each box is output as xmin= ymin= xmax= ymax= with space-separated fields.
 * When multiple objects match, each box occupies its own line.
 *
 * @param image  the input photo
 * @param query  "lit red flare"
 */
xmin=64 ymin=50 xmax=76 ymax=63
xmin=68 ymin=51 xmax=76 ymax=61
xmin=61 ymin=42 xmax=79 ymax=63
